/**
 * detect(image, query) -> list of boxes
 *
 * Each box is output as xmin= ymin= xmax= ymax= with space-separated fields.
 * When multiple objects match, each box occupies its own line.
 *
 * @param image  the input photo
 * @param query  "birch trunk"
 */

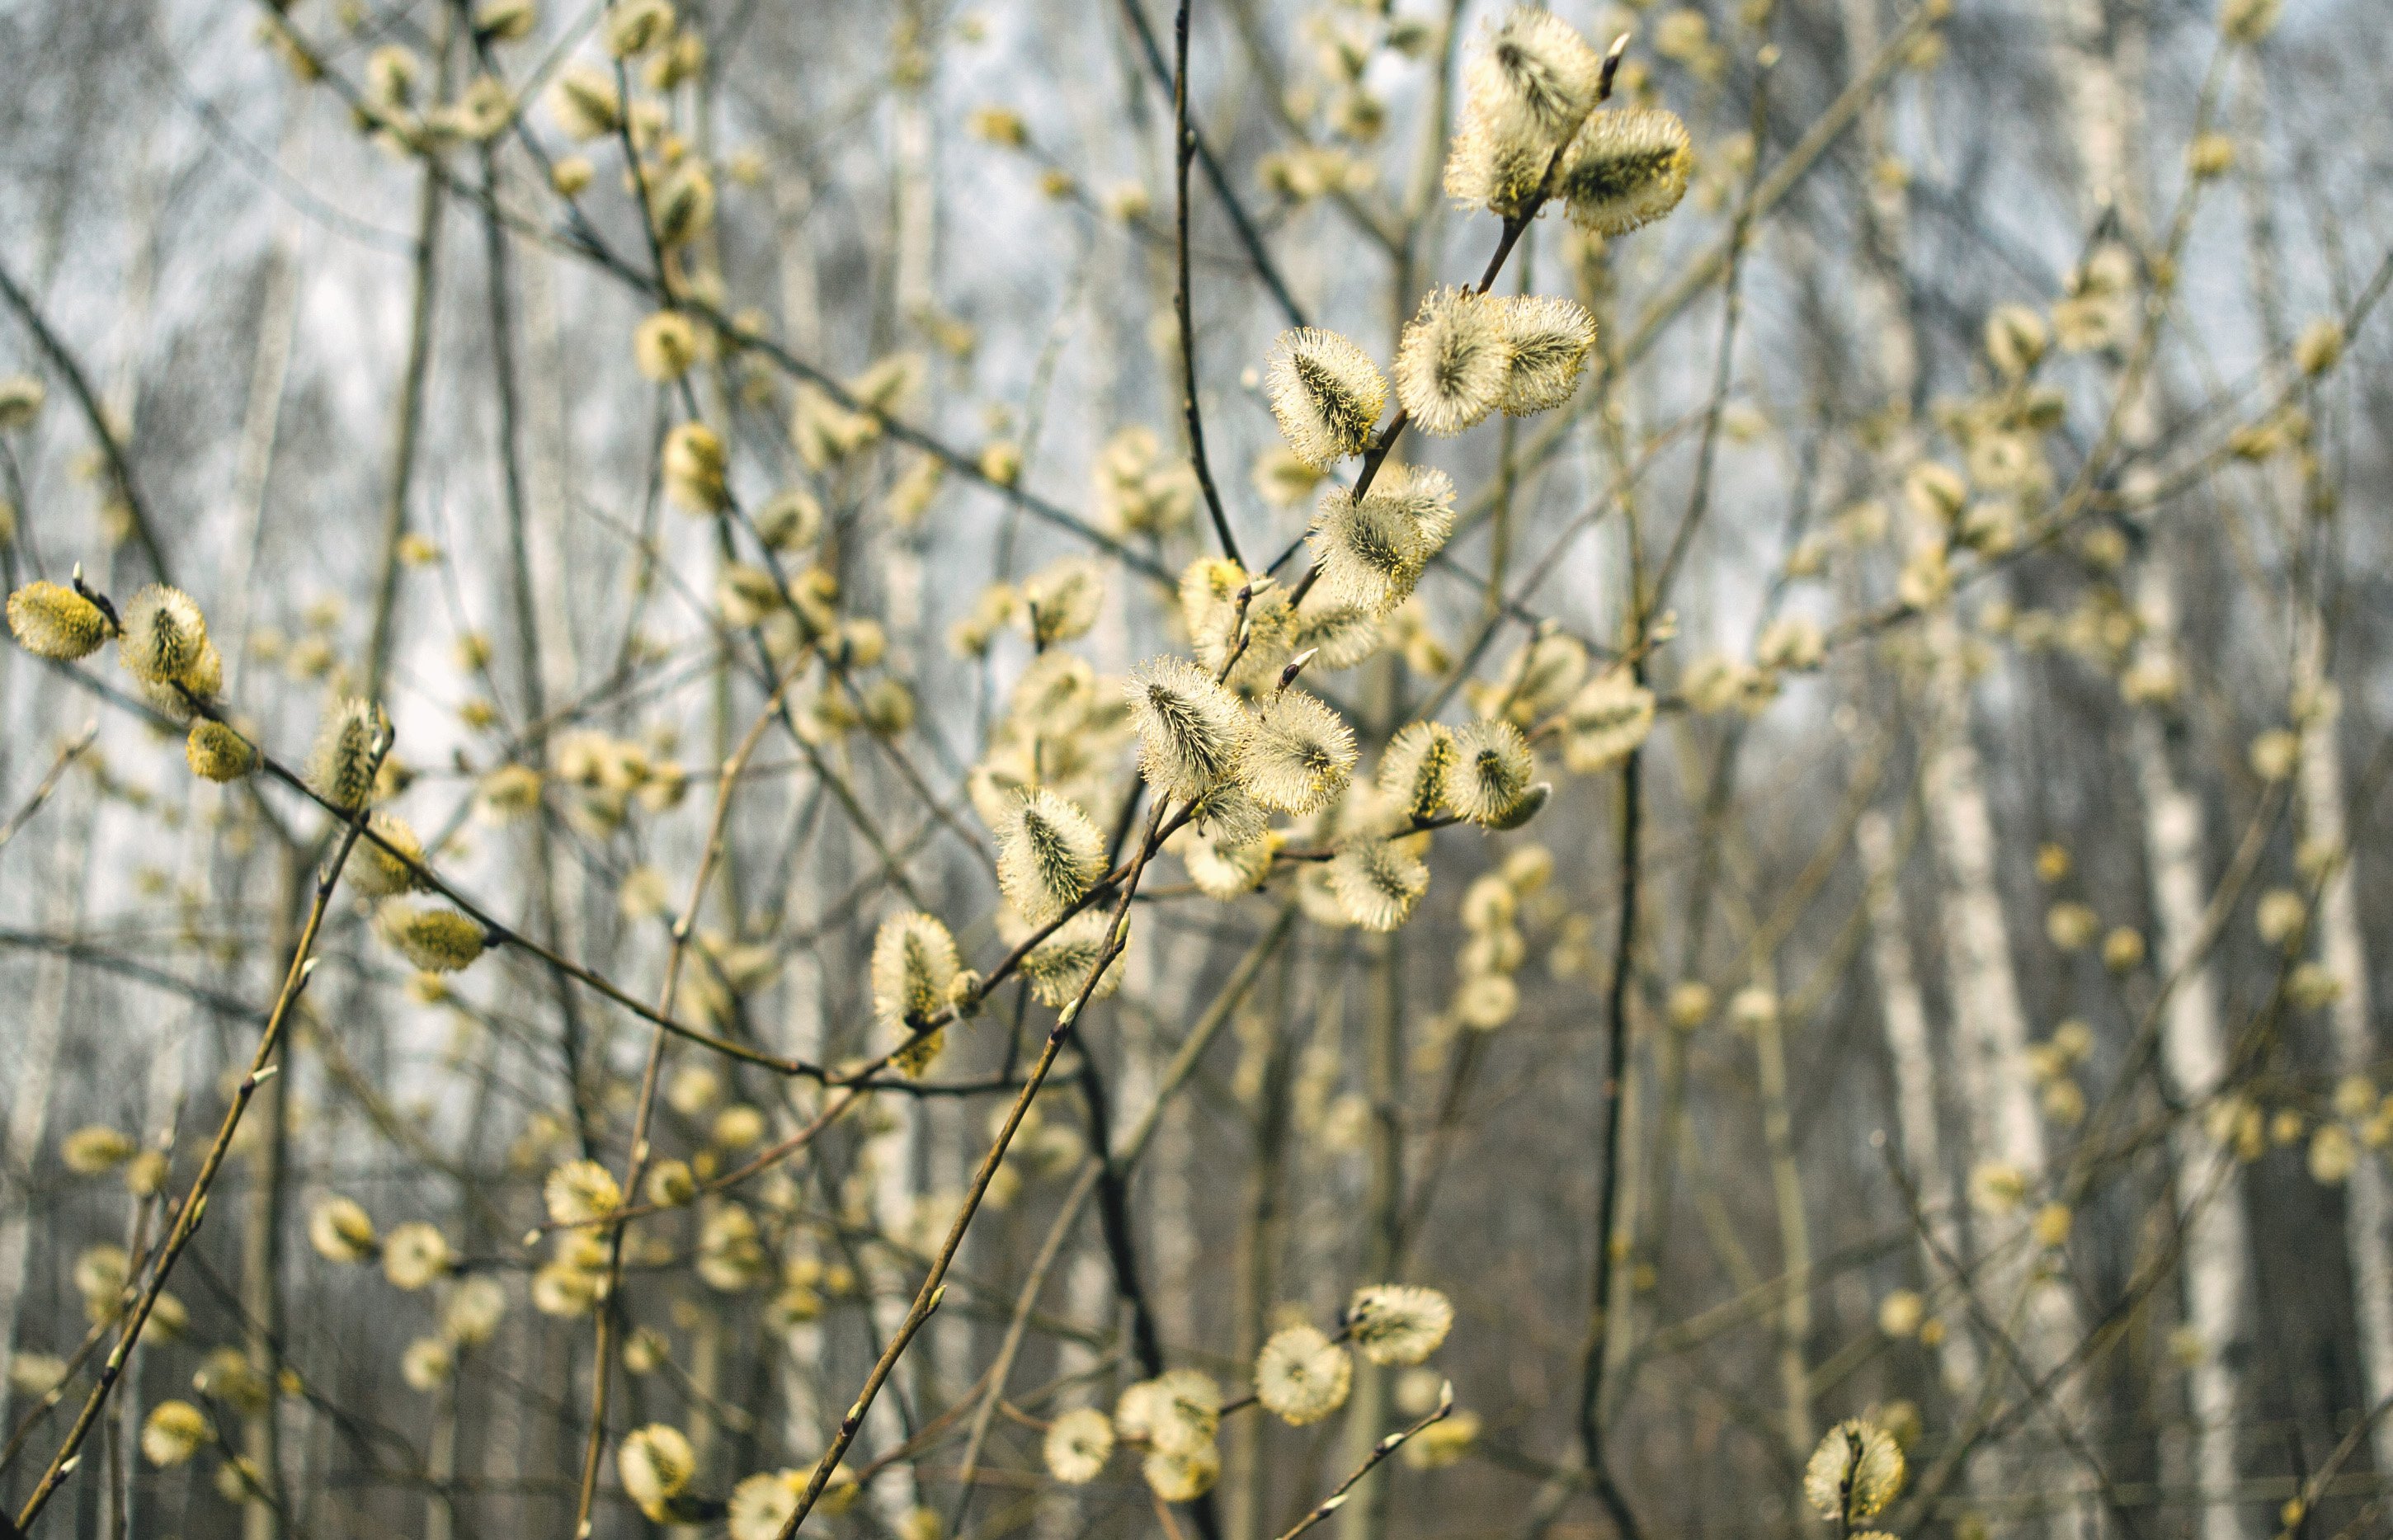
xmin=2043 ymin=0 xmax=2257 ymax=1523
xmin=2295 ymin=620 xmax=2393 ymax=1478
xmin=1856 ymin=810 xmax=1986 ymax=1393
xmin=1835 ymin=0 xmax=2095 ymax=1523
xmin=2130 ymin=566 xmax=2254 ymax=1540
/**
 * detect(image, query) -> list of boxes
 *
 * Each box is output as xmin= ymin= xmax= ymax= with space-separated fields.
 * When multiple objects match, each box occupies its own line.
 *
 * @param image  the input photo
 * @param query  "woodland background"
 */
xmin=0 ymin=0 xmax=2388 ymax=1538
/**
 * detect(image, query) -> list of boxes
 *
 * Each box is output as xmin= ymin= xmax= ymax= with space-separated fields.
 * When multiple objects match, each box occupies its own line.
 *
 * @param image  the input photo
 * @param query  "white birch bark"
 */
xmin=1856 ymin=808 xmax=1985 ymax=1395
xmin=2294 ymin=622 xmax=2393 ymax=1476
xmin=1836 ymin=0 xmax=2094 ymax=1523
xmin=2042 ymin=0 xmax=2257 ymax=1522
xmin=2130 ymin=566 xmax=2254 ymax=1540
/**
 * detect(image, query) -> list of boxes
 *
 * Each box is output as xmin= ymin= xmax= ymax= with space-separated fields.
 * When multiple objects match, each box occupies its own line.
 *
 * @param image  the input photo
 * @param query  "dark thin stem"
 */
xmin=1117 ymin=0 xmax=1307 ymax=328
xmin=15 ymin=736 xmax=389 ymax=1531
xmin=1172 ymin=0 xmax=1242 ymax=567
xmin=0 ymin=257 xmax=172 ymax=583
xmin=1573 ymin=727 xmax=1646 ymax=1540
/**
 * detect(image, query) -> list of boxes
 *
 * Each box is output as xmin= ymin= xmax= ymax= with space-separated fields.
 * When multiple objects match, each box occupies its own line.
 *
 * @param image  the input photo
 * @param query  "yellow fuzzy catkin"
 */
xmin=1467 ymin=7 xmax=1602 ymax=140
xmin=1802 ymin=1420 xmax=1906 ymax=1523
xmin=1240 ymin=690 xmax=1356 ymax=815
xmin=549 ymin=64 xmax=621 ymax=139
xmin=185 ymin=720 xmax=257 ymax=782
xmin=1020 ymin=556 xmax=1104 ymax=647
xmin=996 ymin=788 xmax=1105 ymax=922
xmin=633 ymin=311 xmax=700 ymax=380
xmin=1017 ymin=908 xmax=1128 ymax=1009
xmin=1452 ymin=718 xmax=1537 ymax=825
xmin=662 ymin=421 xmax=728 ymax=511
xmin=1346 ymin=1283 xmax=1454 ymax=1364
xmin=348 ymin=813 xmax=423 ymax=897
xmin=1125 ymin=656 xmax=1251 ymax=801
xmin=7 ymin=580 xmax=109 ymax=659
xmin=1395 ymin=287 xmax=1511 ymax=438
xmin=603 ymin=0 xmax=674 ymax=58
xmin=543 ymin=1159 xmax=623 ymax=1227
xmin=1264 ymin=328 xmax=1387 ymax=468
xmin=307 ymin=699 xmax=384 ymax=811
xmin=1494 ymin=294 xmax=1598 ymax=416
xmin=618 ymin=1425 xmax=695 ymax=1522
xmin=307 ymin=1195 xmax=377 ymax=1263
xmin=1306 ymin=463 xmax=1456 ymax=616
xmin=870 ymin=910 xmax=960 ymax=1056
xmin=1443 ymin=10 xmax=1603 ymax=216
xmin=1330 ymin=836 xmax=1430 ymax=931
xmin=141 ymin=1401 xmax=210 ymax=1467
xmin=1169 ymin=822 xmax=1277 ymax=900
xmin=375 ymin=901 xmax=486 ymax=973
xmin=1556 ymin=108 xmax=1693 ymax=235
xmin=1378 ymin=721 xmax=1458 ymax=821
xmin=116 ymin=583 xmax=208 ymax=685
xmin=1043 ymin=1407 xmax=1115 ymax=1486
xmin=1255 ymin=1324 xmax=1353 ymax=1425
xmin=1560 ymin=669 xmax=1655 ymax=772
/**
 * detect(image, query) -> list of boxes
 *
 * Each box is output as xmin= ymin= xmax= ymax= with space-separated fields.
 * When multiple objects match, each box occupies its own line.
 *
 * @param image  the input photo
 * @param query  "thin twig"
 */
xmin=0 ymin=722 xmax=96 ymax=855
xmin=14 ymin=728 xmax=391 ymax=1531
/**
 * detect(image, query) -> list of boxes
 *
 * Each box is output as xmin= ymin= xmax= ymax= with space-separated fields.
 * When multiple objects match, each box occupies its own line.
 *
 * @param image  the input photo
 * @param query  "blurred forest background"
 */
xmin=0 ymin=0 xmax=2387 ymax=1538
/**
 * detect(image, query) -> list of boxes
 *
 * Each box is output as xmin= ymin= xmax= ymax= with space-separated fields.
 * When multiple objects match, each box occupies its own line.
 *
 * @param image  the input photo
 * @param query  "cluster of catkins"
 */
xmin=841 ymin=5 xmax=1698 ymax=1075
xmin=6 ymin=577 xmax=488 ymax=977
xmin=1040 ymin=1283 xmax=1455 ymax=1504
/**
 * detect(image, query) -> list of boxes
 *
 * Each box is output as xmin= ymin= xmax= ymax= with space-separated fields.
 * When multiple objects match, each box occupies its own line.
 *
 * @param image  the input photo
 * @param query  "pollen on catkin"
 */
xmin=1560 ymin=668 xmax=1655 ymax=772
xmin=348 ymin=812 xmax=424 ymax=897
xmin=1396 ymin=287 xmax=1512 ymax=437
xmin=1020 ymin=556 xmax=1105 ymax=647
xmin=548 ymin=64 xmax=621 ymax=140
xmin=872 ymin=911 xmax=960 ymax=1038
xmin=1043 ymin=1406 xmax=1115 ymax=1485
xmin=1115 ymin=1369 xmax=1221 ymax=1456
xmin=1125 ymin=656 xmax=1251 ymax=802
xmin=1169 ymin=822 xmax=1278 ymax=900
xmin=1180 ymin=556 xmax=1255 ymax=674
xmin=997 ymin=788 xmax=1106 ymax=923
xmin=1802 ymin=1420 xmax=1905 ymax=1523
xmin=1240 ymin=690 xmax=1356 ymax=815
xmin=7 ymin=581 xmax=110 ymax=660
xmin=727 ymin=1472 xmax=806 ymax=1540
xmin=619 ymin=1425 xmax=696 ymax=1523
xmin=543 ymin=1158 xmax=622 ymax=1227
xmin=1255 ymin=1324 xmax=1353 ymax=1425
xmin=1017 ymin=908 xmax=1128 ymax=1009
xmin=377 ymin=902 xmax=486 ymax=973
xmin=306 ymin=698 xmax=385 ymax=812
xmin=1556 ymin=108 xmax=1694 ymax=235
xmin=1378 ymin=721 xmax=1458 ymax=822
xmin=1330 ymin=836 xmax=1430 ymax=931
xmin=633 ymin=311 xmax=700 ymax=381
xmin=1444 ymin=106 xmax=1554 ymax=218
xmin=1347 ymin=1283 xmax=1454 ymax=1364
xmin=1495 ymin=295 xmax=1598 ymax=415
xmin=1467 ymin=8 xmax=1603 ymax=141
xmin=185 ymin=720 xmax=257 ymax=782
xmin=1306 ymin=463 xmax=1456 ymax=616
xmin=1265 ymin=328 xmax=1387 ymax=469
xmin=116 ymin=584 xmax=208 ymax=686
xmin=662 ymin=421 xmax=728 ymax=513
xmin=1452 ymin=718 xmax=1537 ymax=826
